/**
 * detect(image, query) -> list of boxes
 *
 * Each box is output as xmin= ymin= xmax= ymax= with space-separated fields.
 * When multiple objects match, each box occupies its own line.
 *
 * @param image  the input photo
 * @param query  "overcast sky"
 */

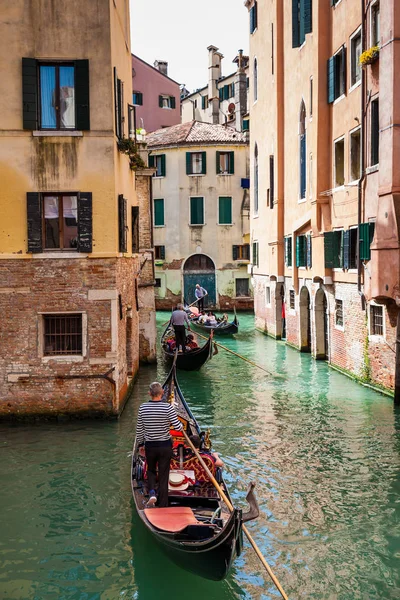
xmin=130 ymin=0 xmax=249 ymax=92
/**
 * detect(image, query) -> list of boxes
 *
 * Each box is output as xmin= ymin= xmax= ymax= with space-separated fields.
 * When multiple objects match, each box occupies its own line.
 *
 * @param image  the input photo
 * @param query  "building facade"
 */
xmin=246 ymin=0 xmax=399 ymax=396
xmin=146 ymin=121 xmax=252 ymax=310
xmin=131 ymin=55 xmax=181 ymax=133
xmin=0 ymin=0 xmax=155 ymax=418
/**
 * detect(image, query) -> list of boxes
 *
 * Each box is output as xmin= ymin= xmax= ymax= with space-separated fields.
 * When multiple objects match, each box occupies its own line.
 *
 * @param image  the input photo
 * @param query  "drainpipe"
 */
xmin=358 ymin=0 xmax=367 ymax=309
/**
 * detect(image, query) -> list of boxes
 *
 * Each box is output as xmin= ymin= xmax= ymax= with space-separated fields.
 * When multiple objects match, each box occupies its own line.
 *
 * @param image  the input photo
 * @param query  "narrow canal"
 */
xmin=1 ymin=313 xmax=399 ymax=599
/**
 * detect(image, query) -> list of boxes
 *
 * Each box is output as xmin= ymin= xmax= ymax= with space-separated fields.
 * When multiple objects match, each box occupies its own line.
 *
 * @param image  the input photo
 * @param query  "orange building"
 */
xmin=246 ymin=0 xmax=399 ymax=399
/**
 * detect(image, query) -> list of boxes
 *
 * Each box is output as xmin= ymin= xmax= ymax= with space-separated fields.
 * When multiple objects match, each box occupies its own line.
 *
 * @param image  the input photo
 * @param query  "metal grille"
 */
xmin=371 ymin=305 xmax=383 ymax=336
xmin=289 ymin=290 xmax=295 ymax=310
xmin=335 ymin=300 xmax=343 ymax=327
xmin=43 ymin=314 xmax=83 ymax=356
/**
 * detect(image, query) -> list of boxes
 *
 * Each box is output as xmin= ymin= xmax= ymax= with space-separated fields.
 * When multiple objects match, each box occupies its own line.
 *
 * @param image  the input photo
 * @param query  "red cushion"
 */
xmin=144 ymin=507 xmax=199 ymax=532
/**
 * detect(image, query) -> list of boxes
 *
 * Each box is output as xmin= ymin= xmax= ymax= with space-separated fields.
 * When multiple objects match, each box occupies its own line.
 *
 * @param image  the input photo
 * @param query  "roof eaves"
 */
xmin=131 ymin=53 xmax=181 ymax=86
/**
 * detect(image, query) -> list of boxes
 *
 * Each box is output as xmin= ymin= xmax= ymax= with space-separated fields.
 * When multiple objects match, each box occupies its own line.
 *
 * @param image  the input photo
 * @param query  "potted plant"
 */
xmin=359 ymin=46 xmax=380 ymax=67
xmin=117 ymin=137 xmax=146 ymax=171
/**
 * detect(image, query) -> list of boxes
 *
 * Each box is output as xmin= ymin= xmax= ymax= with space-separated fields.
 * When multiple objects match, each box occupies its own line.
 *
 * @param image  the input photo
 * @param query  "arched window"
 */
xmin=299 ymin=101 xmax=306 ymax=199
xmin=254 ymin=58 xmax=258 ymax=102
xmin=254 ymin=143 xmax=259 ymax=214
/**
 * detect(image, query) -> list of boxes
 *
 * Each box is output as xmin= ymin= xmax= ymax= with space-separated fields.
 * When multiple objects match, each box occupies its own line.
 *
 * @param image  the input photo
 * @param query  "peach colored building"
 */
xmin=246 ymin=0 xmax=399 ymax=399
xmin=131 ymin=55 xmax=180 ymax=133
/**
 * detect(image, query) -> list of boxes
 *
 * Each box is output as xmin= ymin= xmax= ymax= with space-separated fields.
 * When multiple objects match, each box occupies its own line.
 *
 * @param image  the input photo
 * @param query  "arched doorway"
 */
xmin=183 ymin=254 xmax=216 ymax=307
xmin=299 ymin=286 xmax=311 ymax=352
xmin=314 ymin=289 xmax=329 ymax=359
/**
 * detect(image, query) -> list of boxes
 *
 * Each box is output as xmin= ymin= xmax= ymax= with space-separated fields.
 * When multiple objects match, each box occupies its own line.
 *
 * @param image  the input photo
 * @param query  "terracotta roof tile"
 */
xmin=147 ymin=121 xmax=247 ymax=148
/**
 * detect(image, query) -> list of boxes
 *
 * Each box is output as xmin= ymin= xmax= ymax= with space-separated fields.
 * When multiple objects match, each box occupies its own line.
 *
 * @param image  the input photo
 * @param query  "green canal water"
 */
xmin=1 ymin=312 xmax=400 ymax=599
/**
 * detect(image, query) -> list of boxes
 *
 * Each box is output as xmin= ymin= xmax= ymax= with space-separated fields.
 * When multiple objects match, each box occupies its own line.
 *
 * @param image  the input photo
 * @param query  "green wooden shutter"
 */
xmin=292 ymin=0 xmax=300 ymax=48
xmin=170 ymin=96 xmax=176 ymax=109
xmin=327 ymin=57 xmax=335 ymax=103
xmin=223 ymin=85 xmax=229 ymax=101
xmin=304 ymin=0 xmax=312 ymax=34
xmin=201 ymin=96 xmax=206 ymax=110
xmin=154 ymin=198 xmax=164 ymax=226
xmin=359 ymin=222 xmax=375 ymax=261
xmin=148 ymin=155 xmax=155 ymax=168
xmin=288 ymin=238 xmax=292 ymax=266
xmin=324 ymin=232 xmax=334 ymax=267
xmin=118 ymin=195 xmax=127 ymax=253
xmin=201 ymin=151 xmax=207 ymax=175
xmin=160 ymin=246 xmax=166 ymax=260
xmin=160 ymin=154 xmax=166 ymax=177
xmin=334 ymin=230 xmax=343 ymax=268
xmin=27 ymin=192 xmax=42 ymax=253
xmin=269 ymin=155 xmax=274 ymax=207
xmin=190 ymin=197 xmax=204 ymax=225
xmin=284 ymin=237 xmax=288 ymax=265
xmin=343 ymin=230 xmax=350 ymax=269
xmin=299 ymin=0 xmax=305 ymax=45
xmin=159 ymin=95 xmax=163 ymax=108
xmin=340 ymin=46 xmax=347 ymax=97
xmin=78 ymin=192 xmax=93 ymax=253
xmin=243 ymin=119 xmax=249 ymax=131
xmin=186 ymin=152 xmax=192 ymax=175
xmin=132 ymin=206 xmax=139 ymax=253
xmin=75 ymin=59 xmax=90 ymax=130
xmin=253 ymin=1 xmax=258 ymax=30
xmin=296 ymin=236 xmax=306 ymax=267
xmin=229 ymin=151 xmax=235 ymax=174
xmin=22 ymin=58 xmax=38 ymax=130
xmin=306 ymin=234 xmax=312 ymax=268
xmin=250 ymin=5 xmax=255 ymax=33
xmin=219 ymin=87 xmax=223 ymax=101
xmin=216 ymin=151 xmax=221 ymax=174
xmin=219 ymin=197 xmax=232 ymax=224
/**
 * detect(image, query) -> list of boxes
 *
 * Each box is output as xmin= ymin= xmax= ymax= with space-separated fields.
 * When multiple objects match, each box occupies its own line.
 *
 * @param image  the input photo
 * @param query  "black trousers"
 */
xmin=174 ymin=325 xmax=186 ymax=352
xmin=197 ymin=297 xmax=204 ymax=312
xmin=145 ymin=440 xmax=172 ymax=508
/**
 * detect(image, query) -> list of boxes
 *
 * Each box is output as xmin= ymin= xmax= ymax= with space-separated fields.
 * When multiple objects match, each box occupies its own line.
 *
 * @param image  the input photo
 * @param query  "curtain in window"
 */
xmin=63 ymin=196 xmax=78 ymax=248
xmin=44 ymin=196 xmax=59 ymax=248
xmin=192 ymin=153 xmax=203 ymax=174
xmin=59 ymin=66 xmax=75 ymax=128
xmin=40 ymin=66 xmax=57 ymax=129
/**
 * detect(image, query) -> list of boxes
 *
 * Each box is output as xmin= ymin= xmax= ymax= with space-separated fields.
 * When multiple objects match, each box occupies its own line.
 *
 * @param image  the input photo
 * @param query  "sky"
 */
xmin=130 ymin=0 xmax=249 ymax=92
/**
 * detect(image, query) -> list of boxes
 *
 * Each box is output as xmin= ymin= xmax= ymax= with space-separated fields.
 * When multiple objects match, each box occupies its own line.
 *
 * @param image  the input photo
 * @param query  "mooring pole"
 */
xmin=395 ymin=308 xmax=400 ymax=405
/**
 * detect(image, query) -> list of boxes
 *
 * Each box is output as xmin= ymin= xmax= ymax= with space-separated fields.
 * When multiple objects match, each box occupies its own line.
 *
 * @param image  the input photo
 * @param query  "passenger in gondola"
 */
xmin=136 ymin=382 xmax=183 ymax=508
xmin=189 ymin=434 xmax=224 ymax=468
xmin=185 ymin=333 xmax=198 ymax=351
xmin=206 ymin=312 xmax=218 ymax=326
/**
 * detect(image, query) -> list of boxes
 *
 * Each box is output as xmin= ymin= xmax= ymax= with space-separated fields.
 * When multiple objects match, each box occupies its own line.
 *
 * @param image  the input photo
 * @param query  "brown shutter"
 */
xmin=27 ymin=192 xmax=42 ymax=253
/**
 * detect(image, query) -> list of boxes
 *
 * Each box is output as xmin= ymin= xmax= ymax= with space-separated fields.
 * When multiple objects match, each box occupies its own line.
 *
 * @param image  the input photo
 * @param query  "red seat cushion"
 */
xmin=144 ymin=507 xmax=199 ymax=532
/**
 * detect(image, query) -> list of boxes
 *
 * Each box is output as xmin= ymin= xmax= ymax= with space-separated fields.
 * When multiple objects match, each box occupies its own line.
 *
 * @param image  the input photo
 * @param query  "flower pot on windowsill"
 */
xmin=359 ymin=46 xmax=380 ymax=67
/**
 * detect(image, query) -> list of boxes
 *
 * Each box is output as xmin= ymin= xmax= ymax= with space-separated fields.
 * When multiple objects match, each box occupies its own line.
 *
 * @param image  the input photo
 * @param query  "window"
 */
xmin=359 ymin=222 xmax=375 ymax=261
xmin=216 ymin=151 xmax=234 ymax=175
xmin=371 ymin=98 xmax=379 ymax=166
xmin=236 ymin=278 xmax=250 ymax=297
xmin=154 ymin=245 xmax=165 ymax=260
xmin=252 ymin=241 xmax=259 ymax=267
xmin=306 ymin=234 xmax=312 ymax=268
xmin=114 ymin=68 xmax=124 ymax=139
xmin=149 ymin=154 xmax=166 ymax=177
xmin=155 ymin=278 xmax=162 ymax=288
xmin=254 ymin=144 xmax=259 ymax=214
xmin=284 ymin=236 xmax=293 ymax=267
xmin=43 ymin=194 xmax=78 ymax=250
xmin=219 ymin=197 xmax=232 ymax=225
xmin=350 ymin=128 xmax=361 ymax=181
xmin=132 ymin=91 xmax=143 ymax=106
xmin=154 ymin=198 xmax=165 ymax=227
xmin=266 ymin=286 xmax=271 ymax=305
xmin=327 ymin=47 xmax=346 ymax=103
xmin=118 ymin=195 xmax=127 ymax=253
xmin=335 ymin=299 xmax=344 ymax=328
xmin=296 ymin=235 xmax=307 ymax=267
xmin=128 ymin=104 xmax=135 ymax=140
xmin=370 ymin=304 xmax=383 ymax=336
xmin=39 ymin=63 xmax=76 ymax=130
xmin=250 ymin=1 xmax=258 ymax=34
xmin=159 ymin=95 xmax=176 ymax=109
xmin=43 ymin=313 xmax=82 ymax=356
xmin=324 ymin=230 xmax=343 ymax=268
xmin=201 ymin=95 xmax=208 ymax=110
xmin=132 ymin=206 xmax=139 ymax=253
xmin=350 ymin=31 xmax=362 ymax=87
xmin=310 ymin=77 xmax=313 ymax=117
xmin=371 ymin=1 xmax=380 ymax=47
xmin=232 ymin=244 xmax=250 ymax=260
xmin=253 ymin=58 xmax=258 ymax=102
xmin=289 ymin=290 xmax=295 ymax=310
xmin=243 ymin=119 xmax=250 ymax=132
xmin=221 ymin=84 xmax=235 ymax=101
xmin=269 ymin=155 xmax=275 ymax=209
xmin=186 ymin=152 xmax=206 ymax=175
xmin=348 ymin=228 xmax=358 ymax=269
xmin=334 ymin=137 xmax=345 ymax=187
xmin=271 ymin=23 xmax=274 ymax=74
xmin=292 ymin=0 xmax=312 ymax=48
xmin=299 ymin=101 xmax=306 ymax=199
xmin=190 ymin=197 xmax=204 ymax=225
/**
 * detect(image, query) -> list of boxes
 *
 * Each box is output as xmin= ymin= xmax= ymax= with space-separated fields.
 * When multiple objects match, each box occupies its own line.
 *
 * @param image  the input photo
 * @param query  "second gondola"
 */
xmin=161 ymin=324 xmax=214 ymax=371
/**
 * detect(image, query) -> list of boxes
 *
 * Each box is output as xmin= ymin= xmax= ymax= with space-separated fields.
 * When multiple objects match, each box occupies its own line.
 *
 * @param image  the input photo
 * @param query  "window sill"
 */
xmin=33 ymin=252 xmax=87 ymax=259
xmin=366 ymin=164 xmax=379 ymax=174
xmin=332 ymin=185 xmax=345 ymax=193
xmin=154 ymin=225 xmax=165 ymax=228
xmin=349 ymin=80 xmax=361 ymax=93
xmin=189 ymin=223 xmax=204 ymax=227
xmin=42 ymin=355 xmax=84 ymax=363
xmin=333 ymin=94 xmax=346 ymax=106
xmin=253 ymin=214 xmax=259 ymax=219
xmin=188 ymin=174 xmax=206 ymax=177
xmin=368 ymin=334 xmax=385 ymax=342
xmin=298 ymin=197 xmax=307 ymax=204
xmin=218 ymin=223 xmax=233 ymax=226
xmin=161 ymin=107 xmax=173 ymax=110
xmin=152 ymin=176 xmax=165 ymax=179
xmin=334 ymin=324 xmax=344 ymax=331
xmin=217 ymin=173 xmax=234 ymax=177
xmin=33 ymin=130 xmax=83 ymax=137
xmin=155 ymin=260 xmax=165 ymax=265
xmin=347 ymin=179 xmax=360 ymax=186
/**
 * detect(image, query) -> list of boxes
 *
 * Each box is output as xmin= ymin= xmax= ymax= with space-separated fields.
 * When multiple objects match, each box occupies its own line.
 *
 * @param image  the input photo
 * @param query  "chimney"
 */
xmin=154 ymin=60 xmax=168 ymax=76
xmin=234 ymin=49 xmax=247 ymax=132
xmin=208 ymin=45 xmax=223 ymax=124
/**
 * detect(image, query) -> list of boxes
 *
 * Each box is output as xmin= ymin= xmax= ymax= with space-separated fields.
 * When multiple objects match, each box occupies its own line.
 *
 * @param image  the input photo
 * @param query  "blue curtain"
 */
xmin=40 ymin=66 xmax=56 ymax=129
xmin=59 ymin=66 xmax=75 ymax=128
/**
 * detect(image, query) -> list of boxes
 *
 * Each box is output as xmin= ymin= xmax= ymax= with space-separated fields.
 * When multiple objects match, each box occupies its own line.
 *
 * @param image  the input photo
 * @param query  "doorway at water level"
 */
xmin=183 ymin=254 xmax=216 ymax=308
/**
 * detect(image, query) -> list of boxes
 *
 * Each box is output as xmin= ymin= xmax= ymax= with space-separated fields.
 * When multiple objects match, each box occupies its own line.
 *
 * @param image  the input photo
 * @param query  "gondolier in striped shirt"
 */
xmin=136 ymin=382 xmax=183 ymax=508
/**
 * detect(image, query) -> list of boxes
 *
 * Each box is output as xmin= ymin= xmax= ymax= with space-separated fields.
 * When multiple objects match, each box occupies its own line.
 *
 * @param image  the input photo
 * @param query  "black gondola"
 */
xmin=131 ymin=365 xmax=259 ymax=581
xmin=161 ymin=324 xmax=214 ymax=371
xmin=189 ymin=313 xmax=239 ymax=335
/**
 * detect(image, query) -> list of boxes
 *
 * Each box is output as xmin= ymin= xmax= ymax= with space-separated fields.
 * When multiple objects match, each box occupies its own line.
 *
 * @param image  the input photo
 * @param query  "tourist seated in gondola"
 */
xmin=185 ymin=334 xmax=199 ymax=351
xmin=166 ymin=337 xmax=176 ymax=352
xmin=205 ymin=312 xmax=218 ymax=326
xmin=189 ymin=434 xmax=224 ymax=468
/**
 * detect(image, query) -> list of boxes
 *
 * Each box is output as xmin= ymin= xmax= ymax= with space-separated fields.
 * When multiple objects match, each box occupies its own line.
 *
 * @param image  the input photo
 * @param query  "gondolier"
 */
xmin=170 ymin=303 xmax=191 ymax=353
xmin=136 ymin=381 xmax=183 ymax=508
xmin=195 ymin=284 xmax=208 ymax=312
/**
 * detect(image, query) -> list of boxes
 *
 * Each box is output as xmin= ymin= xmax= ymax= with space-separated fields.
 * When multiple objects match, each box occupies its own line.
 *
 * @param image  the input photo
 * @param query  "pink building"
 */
xmin=131 ymin=54 xmax=181 ymax=133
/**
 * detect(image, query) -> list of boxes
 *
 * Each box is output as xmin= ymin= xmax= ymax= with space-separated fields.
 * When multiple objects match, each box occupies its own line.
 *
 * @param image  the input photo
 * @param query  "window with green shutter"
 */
xmin=186 ymin=152 xmax=206 ymax=175
xmin=324 ymin=230 xmax=343 ymax=268
xmin=154 ymin=198 xmax=165 ymax=227
xmin=292 ymin=0 xmax=312 ymax=48
xmin=252 ymin=241 xmax=259 ymax=267
xmin=285 ymin=236 xmax=293 ymax=267
xmin=327 ymin=47 xmax=346 ymax=103
xmin=219 ymin=197 xmax=232 ymax=225
xmin=153 ymin=154 xmax=166 ymax=177
xmin=250 ymin=2 xmax=258 ymax=34
xmin=190 ymin=197 xmax=204 ymax=225
xmin=133 ymin=91 xmax=143 ymax=106
xmin=296 ymin=235 xmax=307 ymax=267
xmin=216 ymin=151 xmax=234 ymax=174
xmin=359 ymin=222 xmax=375 ymax=261
xmin=306 ymin=234 xmax=312 ymax=268
xmin=243 ymin=119 xmax=250 ymax=131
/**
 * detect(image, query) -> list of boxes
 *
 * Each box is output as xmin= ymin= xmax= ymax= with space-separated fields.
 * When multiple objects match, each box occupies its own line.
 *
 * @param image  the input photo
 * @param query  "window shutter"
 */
xmin=299 ymin=0 xmax=305 ymax=44
xmin=114 ymin=68 xmax=119 ymax=138
xmin=304 ymin=0 xmax=312 ymax=34
xmin=160 ymin=154 xmax=166 ymax=177
xmin=229 ymin=151 xmax=235 ymax=174
xmin=170 ymin=96 xmax=176 ymax=109
xmin=201 ymin=151 xmax=207 ymax=175
xmin=216 ymin=151 xmax=221 ymax=174
xmin=324 ymin=232 xmax=334 ymax=268
xmin=306 ymin=234 xmax=312 ymax=268
xmin=244 ymin=244 xmax=250 ymax=260
xmin=359 ymin=222 xmax=374 ymax=261
xmin=341 ymin=46 xmax=347 ymax=97
xmin=223 ymin=85 xmax=229 ymax=101
xmin=138 ymin=92 xmax=143 ymax=105
xmin=118 ymin=194 xmax=128 ymax=253
xmin=159 ymin=95 xmax=163 ymax=108
xmin=22 ymin=58 xmax=38 ymax=130
xmin=232 ymin=245 xmax=238 ymax=260
xmin=160 ymin=245 xmax=166 ymax=260
xmin=201 ymin=96 xmax=205 ymax=110
xmin=219 ymin=87 xmax=224 ymax=101
xmin=132 ymin=206 xmax=139 ymax=253
xmin=250 ymin=5 xmax=254 ymax=33
xmin=327 ymin=57 xmax=335 ymax=103
xmin=336 ymin=230 xmax=344 ymax=268
xmin=343 ymin=230 xmax=350 ymax=269
xmin=78 ymin=192 xmax=93 ymax=253
xmin=292 ymin=0 xmax=300 ymax=48
xmin=154 ymin=199 xmax=164 ymax=226
xmin=300 ymin=135 xmax=306 ymax=198
xmin=190 ymin=197 xmax=204 ymax=225
xmin=269 ymin=155 xmax=274 ymax=207
xmin=219 ymin=197 xmax=232 ymax=224
xmin=148 ymin=155 xmax=155 ymax=168
xmin=243 ymin=119 xmax=249 ymax=131
xmin=27 ymin=192 xmax=42 ymax=253
xmin=284 ymin=237 xmax=288 ymax=265
xmin=75 ymin=59 xmax=90 ymax=130
xmin=296 ymin=236 xmax=303 ymax=267
xmin=254 ymin=1 xmax=258 ymax=30
xmin=186 ymin=152 xmax=192 ymax=175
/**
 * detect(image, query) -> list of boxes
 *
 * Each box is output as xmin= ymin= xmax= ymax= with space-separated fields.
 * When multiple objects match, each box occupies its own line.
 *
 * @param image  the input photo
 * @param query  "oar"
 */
xmin=182 ymin=430 xmax=288 ymax=600
xmin=194 ymin=331 xmax=284 ymax=379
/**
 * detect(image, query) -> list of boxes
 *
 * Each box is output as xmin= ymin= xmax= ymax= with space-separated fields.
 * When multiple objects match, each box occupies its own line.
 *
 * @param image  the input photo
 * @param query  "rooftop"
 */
xmin=147 ymin=121 xmax=248 ymax=148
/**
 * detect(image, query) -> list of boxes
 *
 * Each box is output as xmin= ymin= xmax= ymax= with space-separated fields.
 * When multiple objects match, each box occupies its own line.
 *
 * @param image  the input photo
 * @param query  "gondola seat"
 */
xmin=144 ymin=506 xmax=200 ymax=533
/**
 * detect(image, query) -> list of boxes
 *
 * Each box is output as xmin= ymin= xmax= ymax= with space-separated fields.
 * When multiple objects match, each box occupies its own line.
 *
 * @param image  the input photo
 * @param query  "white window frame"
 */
xmin=154 ymin=155 xmax=164 ymax=178
xmin=349 ymin=27 xmax=362 ymax=91
xmin=38 ymin=311 xmax=87 ymax=362
xmin=349 ymin=126 xmax=361 ymax=183
xmin=189 ymin=195 xmax=205 ymax=226
xmin=265 ymin=285 xmax=271 ymax=307
xmin=334 ymin=299 xmax=344 ymax=331
xmin=161 ymin=95 xmax=172 ymax=110
xmin=370 ymin=0 xmax=380 ymax=47
xmin=189 ymin=152 xmax=204 ymax=176
xmin=218 ymin=152 xmax=232 ymax=176
xmin=368 ymin=301 xmax=385 ymax=339
xmin=333 ymin=135 xmax=345 ymax=189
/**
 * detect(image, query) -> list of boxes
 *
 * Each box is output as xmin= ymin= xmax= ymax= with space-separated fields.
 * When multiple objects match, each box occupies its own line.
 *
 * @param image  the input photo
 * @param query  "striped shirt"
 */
xmin=136 ymin=401 xmax=183 ymax=445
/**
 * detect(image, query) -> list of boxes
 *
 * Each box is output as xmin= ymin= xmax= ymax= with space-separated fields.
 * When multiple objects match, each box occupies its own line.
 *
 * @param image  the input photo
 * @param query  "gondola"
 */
xmin=188 ymin=312 xmax=239 ymax=335
xmin=131 ymin=365 xmax=259 ymax=581
xmin=160 ymin=324 xmax=214 ymax=371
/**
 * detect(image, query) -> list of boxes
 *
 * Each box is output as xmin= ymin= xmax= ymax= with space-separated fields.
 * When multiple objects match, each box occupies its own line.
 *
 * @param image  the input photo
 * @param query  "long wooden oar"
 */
xmin=194 ymin=331 xmax=284 ymax=379
xmin=161 ymin=298 xmax=202 ymax=327
xmin=182 ymin=430 xmax=288 ymax=599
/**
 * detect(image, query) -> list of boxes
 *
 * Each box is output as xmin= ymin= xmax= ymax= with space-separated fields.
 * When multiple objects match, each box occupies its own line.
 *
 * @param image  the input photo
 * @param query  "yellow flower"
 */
xmin=359 ymin=46 xmax=380 ymax=66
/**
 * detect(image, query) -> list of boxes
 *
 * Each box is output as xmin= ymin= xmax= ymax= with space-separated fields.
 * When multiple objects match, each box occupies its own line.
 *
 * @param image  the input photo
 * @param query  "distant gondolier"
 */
xmin=171 ymin=303 xmax=191 ymax=353
xmin=195 ymin=284 xmax=208 ymax=311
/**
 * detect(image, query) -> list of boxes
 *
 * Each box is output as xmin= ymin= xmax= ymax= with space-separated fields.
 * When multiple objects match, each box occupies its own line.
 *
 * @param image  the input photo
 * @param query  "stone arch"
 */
xmin=314 ymin=288 xmax=329 ymax=359
xmin=299 ymin=285 xmax=311 ymax=351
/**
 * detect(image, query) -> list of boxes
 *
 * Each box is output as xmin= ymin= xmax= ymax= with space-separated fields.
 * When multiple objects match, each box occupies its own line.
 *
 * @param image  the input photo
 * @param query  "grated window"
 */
xmin=43 ymin=314 xmax=83 ymax=356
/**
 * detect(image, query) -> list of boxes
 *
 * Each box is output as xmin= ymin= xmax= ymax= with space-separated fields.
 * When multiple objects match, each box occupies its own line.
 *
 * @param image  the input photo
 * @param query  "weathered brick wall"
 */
xmin=368 ymin=302 xmax=397 ymax=389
